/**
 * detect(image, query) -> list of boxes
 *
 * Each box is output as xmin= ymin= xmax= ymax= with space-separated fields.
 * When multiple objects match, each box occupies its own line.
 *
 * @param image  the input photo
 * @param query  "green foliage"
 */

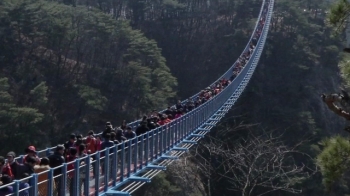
xmin=9 ymin=107 xmax=44 ymax=124
xmin=0 ymin=77 xmax=44 ymax=152
xmin=317 ymin=136 xmax=350 ymax=190
xmin=0 ymin=78 xmax=15 ymax=118
xmin=0 ymin=0 xmax=178 ymax=152
xmin=76 ymin=85 xmax=107 ymax=111
xmin=328 ymin=0 xmax=350 ymax=31
xmin=0 ymin=78 xmax=10 ymax=91
xmin=121 ymin=26 xmax=177 ymax=109
xmin=339 ymin=54 xmax=350 ymax=87
xmin=162 ymin=0 xmax=186 ymax=9
xmin=30 ymin=82 xmax=48 ymax=107
xmin=139 ymin=173 xmax=181 ymax=196
xmin=0 ymin=78 xmax=14 ymax=107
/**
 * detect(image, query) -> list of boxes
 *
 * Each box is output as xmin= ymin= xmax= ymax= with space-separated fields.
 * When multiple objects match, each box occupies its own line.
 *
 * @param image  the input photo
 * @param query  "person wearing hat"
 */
xmin=105 ymin=121 xmax=115 ymax=130
xmin=105 ymin=121 xmax=111 ymax=126
xmin=23 ymin=146 xmax=40 ymax=165
xmin=5 ymin=152 xmax=18 ymax=179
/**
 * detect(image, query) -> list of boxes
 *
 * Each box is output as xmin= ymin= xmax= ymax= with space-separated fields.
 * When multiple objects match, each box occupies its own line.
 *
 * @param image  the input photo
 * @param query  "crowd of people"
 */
xmin=230 ymin=1 xmax=268 ymax=81
xmin=0 ymin=76 xmax=232 ymax=196
xmin=0 ymin=1 xmax=270 ymax=195
xmin=0 ymin=79 xmax=231 ymax=195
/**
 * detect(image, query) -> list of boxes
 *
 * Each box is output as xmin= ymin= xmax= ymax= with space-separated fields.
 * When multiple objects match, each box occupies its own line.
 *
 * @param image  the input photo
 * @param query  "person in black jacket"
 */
xmin=64 ymin=134 xmax=76 ymax=157
xmin=15 ymin=156 xmax=36 ymax=180
xmin=115 ymin=128 xmax=127 ymax=144
xmin=147 ymin=118 xmax=158 ymax=130
xmin=102 ymin=125 xmax=113 ymax=140
xmin=135 ymin=121 xmax=149 ymax=136
xmin=48 ymin=145 xmax=65 ymax=196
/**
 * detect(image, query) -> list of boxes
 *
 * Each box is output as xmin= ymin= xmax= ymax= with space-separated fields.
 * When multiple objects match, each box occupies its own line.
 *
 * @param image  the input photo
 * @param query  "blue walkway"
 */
xmin=1 ymin=0 xmax=274 ymax=195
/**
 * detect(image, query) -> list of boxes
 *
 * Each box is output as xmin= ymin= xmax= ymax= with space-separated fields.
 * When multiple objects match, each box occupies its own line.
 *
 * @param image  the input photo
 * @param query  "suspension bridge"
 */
xmin=1 ymin=0 xmax=274 ymax=195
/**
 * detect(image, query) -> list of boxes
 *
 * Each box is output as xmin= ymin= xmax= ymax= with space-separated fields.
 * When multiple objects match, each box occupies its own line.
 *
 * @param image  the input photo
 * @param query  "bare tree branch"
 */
xmin=192 ymin=131 xmax=317 ymax=196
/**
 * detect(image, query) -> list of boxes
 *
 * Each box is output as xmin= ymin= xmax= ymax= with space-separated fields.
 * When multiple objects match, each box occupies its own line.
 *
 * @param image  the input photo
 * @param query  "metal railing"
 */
xmin=0 ymin=0 xmax=274 ymax=195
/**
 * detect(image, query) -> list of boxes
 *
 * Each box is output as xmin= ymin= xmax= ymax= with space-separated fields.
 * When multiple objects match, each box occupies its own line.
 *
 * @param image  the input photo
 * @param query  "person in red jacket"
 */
xmin=95 ymin=136 xmax=102 ymax=151
xmin=86 ymin=131 xmax=97 ymax=154
xmin=66 ymin=148 xmax=78 ymax=196
xmin=0 ymin=156 xmax=13 ymax=179
xmin=158 ymin=114 xmax=172 ymax=125
xmin=23 ymin=146 xmax=40 ymax=165
xmin=86 ymin=130 xmax=97 ymax=178
xmin=5 ymin=152 xmax=18 ymax=180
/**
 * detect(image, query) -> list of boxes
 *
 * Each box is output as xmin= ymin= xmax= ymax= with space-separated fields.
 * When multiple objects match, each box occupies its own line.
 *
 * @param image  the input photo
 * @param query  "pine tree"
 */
xmin=30 ymin=82 xmax=48 ymax=108
xmin=0 ymin=77 xmax=45 ymax=153
xmin=317 ymin=136 xmax=350 ymax=191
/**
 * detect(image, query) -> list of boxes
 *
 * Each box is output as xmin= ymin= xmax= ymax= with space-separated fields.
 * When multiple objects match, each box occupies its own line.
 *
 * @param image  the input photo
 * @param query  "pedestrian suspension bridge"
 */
xmin=4 ymin=0 xmax=274 ymax=195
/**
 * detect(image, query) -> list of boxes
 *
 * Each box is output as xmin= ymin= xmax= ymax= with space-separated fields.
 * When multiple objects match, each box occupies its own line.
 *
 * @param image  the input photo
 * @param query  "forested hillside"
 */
xmin=0 ymin=0 xmax=347 ymax=195
xmin=0 ymin=0 xmax=177 ymax=153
